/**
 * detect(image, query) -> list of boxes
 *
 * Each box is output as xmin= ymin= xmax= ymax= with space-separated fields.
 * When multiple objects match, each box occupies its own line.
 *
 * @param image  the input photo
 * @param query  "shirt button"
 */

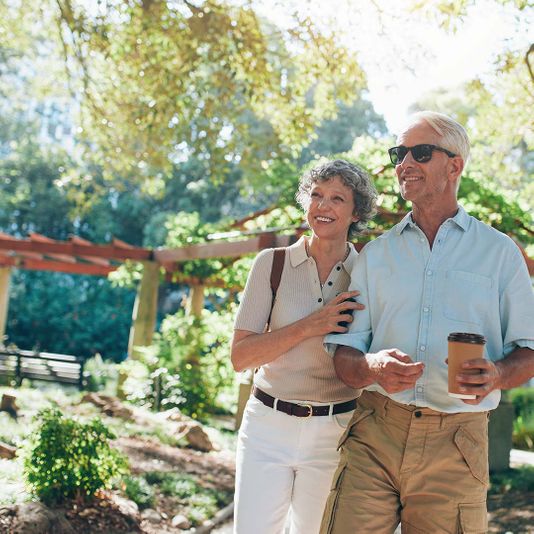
xmin=328 ymin=281 xmax=333 ymax=286
xmin=423 ymin=307 xmax=429 ymax=313
xmin=420 ymin=345 xmax=426 ymax=351
xmin=318 ymin=298 xmax=323 ymax=303
xmin=426 ymin=270 xmax=433 ymax=276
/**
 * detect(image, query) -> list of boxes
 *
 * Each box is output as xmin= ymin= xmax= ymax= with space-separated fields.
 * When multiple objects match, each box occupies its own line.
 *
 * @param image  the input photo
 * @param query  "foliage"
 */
xmin=489 ymin=465 xmax=534 ymax=494
xmin=122 ymin=475 xmax=155 ymax=509
xmin=23 ymin=407 xmax=129 ymax=504
xmin=509 ymin=387 xmax=534 ymax=450
xmin=84 ymin=353 xmax=119 ymax=393
xmin=16 ymin=0 xmax=367 ymax=187
xmin=142 ymin=471 xmax=232 ymax=526
xmin=410 ymin=0 xmax=534 ymax=209
xmin=7 ymin=270 xmax=135 ymax=361
xmin=149 ymin=306 xmax=237 ymax=420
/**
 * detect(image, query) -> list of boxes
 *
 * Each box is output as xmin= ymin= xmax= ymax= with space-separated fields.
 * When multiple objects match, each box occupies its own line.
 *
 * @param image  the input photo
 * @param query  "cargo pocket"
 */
xmin=458 ymin=502 xmax=487 ymax=534
xmin=320 ymin=461 xmax=348 ymax=534
xmin=453 ymin=427 xmax=489 ymax=486
xmin=336 ymin=408 xmax=374 ymax=450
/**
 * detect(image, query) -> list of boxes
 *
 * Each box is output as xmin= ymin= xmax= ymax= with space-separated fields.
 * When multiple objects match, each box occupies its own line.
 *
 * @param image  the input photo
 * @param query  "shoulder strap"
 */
xmin=267 ymin=248 xmax=286 ymax=329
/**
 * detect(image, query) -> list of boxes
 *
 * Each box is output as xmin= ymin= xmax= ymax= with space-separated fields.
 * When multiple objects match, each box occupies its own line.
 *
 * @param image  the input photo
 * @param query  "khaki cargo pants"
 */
xmin=320 ymin=391 xmax=489 ymax=534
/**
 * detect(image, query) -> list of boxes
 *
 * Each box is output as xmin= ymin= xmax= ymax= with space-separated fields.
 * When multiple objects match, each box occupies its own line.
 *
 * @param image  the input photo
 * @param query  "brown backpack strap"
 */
xmin=267 ymin=248 xmax=286 ymax=329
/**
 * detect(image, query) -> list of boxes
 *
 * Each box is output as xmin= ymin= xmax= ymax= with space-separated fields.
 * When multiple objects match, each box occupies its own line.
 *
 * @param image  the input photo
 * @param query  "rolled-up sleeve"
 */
xmin=234 ymin=249 xmax=274 ymax=333
xmin=324 ymin=251 xmax=372 ymax=356
xmin=499 ymin=246 xmax=534 ymax=355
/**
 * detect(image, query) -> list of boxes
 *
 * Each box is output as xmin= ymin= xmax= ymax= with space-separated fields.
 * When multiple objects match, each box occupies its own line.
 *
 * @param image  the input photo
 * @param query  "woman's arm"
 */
xmin=231 ymin=291 xmax=362 ymax=371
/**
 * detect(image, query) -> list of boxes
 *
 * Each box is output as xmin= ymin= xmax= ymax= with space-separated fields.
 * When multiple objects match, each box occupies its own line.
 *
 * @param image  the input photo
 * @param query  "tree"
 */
xmin=411 ymin=0 xmax=534 ymax=209
xmin=15 ymin=0 xmax=367 ymax=187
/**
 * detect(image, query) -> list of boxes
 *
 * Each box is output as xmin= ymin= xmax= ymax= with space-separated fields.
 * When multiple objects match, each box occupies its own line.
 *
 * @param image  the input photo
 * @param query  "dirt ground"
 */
xmin=487 ymin=491 xmax=534 ymax=534
xmin=1 ymin=432 xmax=532 ymax=533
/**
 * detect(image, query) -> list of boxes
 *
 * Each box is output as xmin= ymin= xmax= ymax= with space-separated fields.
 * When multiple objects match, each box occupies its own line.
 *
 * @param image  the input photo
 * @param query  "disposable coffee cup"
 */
xmin=448 ymin=332 xmax=486 ymax=399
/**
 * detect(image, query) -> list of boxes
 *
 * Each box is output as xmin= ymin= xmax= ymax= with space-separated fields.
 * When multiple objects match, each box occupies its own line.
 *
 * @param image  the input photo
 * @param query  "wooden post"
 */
xmin=184 ymin=284 xmax=205 ymax=367
xmin=0 ymin=267 xmax=11 ymax=343
xmin=187 ymin=284 xmax=205 ymax=318
xmin=127 ymin=261 xmax=160 ymax=359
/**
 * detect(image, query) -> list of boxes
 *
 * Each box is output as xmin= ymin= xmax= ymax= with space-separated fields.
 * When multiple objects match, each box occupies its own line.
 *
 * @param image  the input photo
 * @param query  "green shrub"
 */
xmin=509 ymin=387 xmax=534 ymax=450
xmin=126 ymin=307 xmax=236 ymax=421
xmin=489 ymin=465 xmax=534 ymax=494
xmin=23 ymin=408 xmax=129 ymax=504
xmin=123 ymin=475 xmax=155 ymax=509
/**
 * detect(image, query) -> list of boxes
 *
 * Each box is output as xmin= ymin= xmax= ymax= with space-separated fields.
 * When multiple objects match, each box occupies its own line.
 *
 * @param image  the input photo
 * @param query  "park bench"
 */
xmin=0 ymin=347 xmax=87 ymax=390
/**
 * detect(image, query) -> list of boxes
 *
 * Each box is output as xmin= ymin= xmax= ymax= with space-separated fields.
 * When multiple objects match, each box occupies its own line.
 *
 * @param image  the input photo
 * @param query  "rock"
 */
xmin=159 ymin=407 xmax=189 ymax=423
xmin=11 ymin=502 xmax=75 ymax=534
xmin=171 ymin=514 xmax=191 ymax=529
xmin=141 ymin=508 xmax=161 ymax=523
xmin=81 ymin=392 xmax=109 ymax=408
xmin=0 ymin=394 xmax=18 ymax=418
xmin=0 ymin=441 xmax=16 ymax=459
xmin=108 ymin=493 xmax=139 ymax=522
xmin=81 ymin=393 xmax=133 ymax=420
xmin=178 ymin=423 xmax=215 ymax=452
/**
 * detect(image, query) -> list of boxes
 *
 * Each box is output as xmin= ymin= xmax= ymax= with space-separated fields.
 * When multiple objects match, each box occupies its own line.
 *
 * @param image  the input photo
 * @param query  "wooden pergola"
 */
xmin=0 ymin=227 xmax=304 ymax=358
xmin=0 ymin=219 xmax=532 ymax=361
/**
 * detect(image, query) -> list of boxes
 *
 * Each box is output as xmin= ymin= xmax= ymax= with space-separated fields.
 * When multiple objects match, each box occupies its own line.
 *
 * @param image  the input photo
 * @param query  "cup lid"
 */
xmin=448 ymin=332 xmax=486 ymax=344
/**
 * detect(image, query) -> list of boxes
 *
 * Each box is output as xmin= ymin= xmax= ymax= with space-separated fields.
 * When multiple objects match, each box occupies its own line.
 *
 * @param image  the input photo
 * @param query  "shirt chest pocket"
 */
xmin=442 ymin=270 xmax=494 ymax=326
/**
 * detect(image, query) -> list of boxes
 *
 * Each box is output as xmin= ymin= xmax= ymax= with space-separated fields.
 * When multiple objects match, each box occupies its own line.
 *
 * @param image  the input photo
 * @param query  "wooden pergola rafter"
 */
xmin=0 ymin=211 xmax=532 ymax=362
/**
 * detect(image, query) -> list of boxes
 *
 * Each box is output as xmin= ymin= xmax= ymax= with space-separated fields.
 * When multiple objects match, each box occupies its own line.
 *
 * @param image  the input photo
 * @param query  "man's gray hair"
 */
xmin=405 ymin=111 xmax=470 ymax=163
xmin=296 ymin=159 xmax=377 ymax=238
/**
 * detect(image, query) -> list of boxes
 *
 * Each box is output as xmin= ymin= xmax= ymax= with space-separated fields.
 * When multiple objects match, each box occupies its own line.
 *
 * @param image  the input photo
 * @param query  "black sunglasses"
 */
xmin=388 ymin=144 xmax=457 ymax=165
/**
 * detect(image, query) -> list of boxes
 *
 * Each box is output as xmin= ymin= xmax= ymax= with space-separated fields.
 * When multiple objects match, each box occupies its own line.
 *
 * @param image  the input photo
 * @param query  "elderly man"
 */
xmin=321 ymin=111 xmax=534 ymax=534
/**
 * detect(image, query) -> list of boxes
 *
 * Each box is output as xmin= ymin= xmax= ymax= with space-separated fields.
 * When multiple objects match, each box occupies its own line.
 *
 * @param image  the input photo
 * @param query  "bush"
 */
xmin=509 ymin=387 xmax=534 ymax=450
xmin=125 ymin=307 xmax=236 ymax=421
xmin=489 ymin=465 xmax=534 ymax=494
xmin=123 ymin=475 xmax=155 ymax=509
xmin=23 ymin=408 xmax=129 ymax=504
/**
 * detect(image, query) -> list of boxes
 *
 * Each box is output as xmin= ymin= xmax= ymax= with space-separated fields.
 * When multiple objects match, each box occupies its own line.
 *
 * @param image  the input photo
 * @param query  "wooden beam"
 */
xmin=12 ymin=258 xmax=116 ymax=276
xmin=0 ymin=235 xmax=152 ymax=261
xmin=154 ymin=233 xmax=298 ymax=263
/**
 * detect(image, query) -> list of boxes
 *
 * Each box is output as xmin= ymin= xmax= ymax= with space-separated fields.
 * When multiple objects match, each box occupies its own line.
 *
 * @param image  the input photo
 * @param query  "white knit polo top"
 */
xmin=234 ymin=236 xmax=361 ymax=403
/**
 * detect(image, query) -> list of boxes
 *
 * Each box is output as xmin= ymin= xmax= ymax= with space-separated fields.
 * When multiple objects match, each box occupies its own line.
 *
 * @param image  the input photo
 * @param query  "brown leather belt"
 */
xmin=252 ymin=386 xmax=356 ymax=418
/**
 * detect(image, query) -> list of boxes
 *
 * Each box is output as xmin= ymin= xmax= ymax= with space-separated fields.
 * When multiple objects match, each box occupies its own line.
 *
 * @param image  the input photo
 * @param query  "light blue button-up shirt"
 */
xmin=325 ymin=206 xmax=534 ymax=413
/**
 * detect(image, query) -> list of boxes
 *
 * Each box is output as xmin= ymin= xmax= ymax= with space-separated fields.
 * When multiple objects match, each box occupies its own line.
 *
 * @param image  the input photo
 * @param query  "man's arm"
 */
xmin=456 ymin=347 xmax=534 ymax=405
xmin=334 ymin=345 xmax=425 ymax=393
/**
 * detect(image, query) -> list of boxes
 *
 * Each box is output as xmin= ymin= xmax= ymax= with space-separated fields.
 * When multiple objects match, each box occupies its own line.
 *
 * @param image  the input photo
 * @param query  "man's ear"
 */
xmin=448 ymin=156 xmax=464 ymax=181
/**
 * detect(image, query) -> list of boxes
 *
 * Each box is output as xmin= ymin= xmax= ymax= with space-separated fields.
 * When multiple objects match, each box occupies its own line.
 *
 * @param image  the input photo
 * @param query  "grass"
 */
xmin=132 ymin=471 xmax=232 ymax=526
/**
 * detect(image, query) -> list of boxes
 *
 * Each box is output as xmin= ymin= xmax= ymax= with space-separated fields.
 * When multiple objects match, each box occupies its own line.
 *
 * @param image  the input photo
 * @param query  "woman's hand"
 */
xmin=231 ymin=291 xmax=364 ymax=371
xmin=301 ymin=290 xmax=364 ymax=337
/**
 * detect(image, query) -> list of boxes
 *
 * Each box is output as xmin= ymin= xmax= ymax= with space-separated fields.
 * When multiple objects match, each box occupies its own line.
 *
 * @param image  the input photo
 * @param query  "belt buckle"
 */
xmin=299 ymin=403 xmax=313 ymax=418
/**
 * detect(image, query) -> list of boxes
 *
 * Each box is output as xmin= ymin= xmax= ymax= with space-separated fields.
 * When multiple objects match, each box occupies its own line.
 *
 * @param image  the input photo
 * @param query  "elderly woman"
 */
xmin=231 ymin=159 xmax=377 ymax=534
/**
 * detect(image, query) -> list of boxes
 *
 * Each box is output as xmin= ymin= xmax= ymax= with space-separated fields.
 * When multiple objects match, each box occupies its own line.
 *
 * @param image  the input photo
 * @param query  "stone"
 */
xmin=141 ymin=508 xmax=161 ymax=523
xmin=11 ymin=502 xmax=75 ymax=534
xmin=0 ymin=441 xmax=16 ymax=459
xmin=0 ymin=394 xmax=18 ymax=418
xmin=171 ymin=514 xmax=191 ymax=529
xmin=175 ymin=422 xmax=214 ymax=452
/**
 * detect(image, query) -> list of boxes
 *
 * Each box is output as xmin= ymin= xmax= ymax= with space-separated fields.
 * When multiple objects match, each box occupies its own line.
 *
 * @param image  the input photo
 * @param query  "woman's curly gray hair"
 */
xmin=296 ymin=159 xmax=377 ymax=238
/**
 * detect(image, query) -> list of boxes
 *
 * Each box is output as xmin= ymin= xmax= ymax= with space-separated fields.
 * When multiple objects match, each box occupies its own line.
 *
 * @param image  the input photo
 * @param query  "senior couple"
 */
xmin=230 ymin=111 xmax=534 ymax=534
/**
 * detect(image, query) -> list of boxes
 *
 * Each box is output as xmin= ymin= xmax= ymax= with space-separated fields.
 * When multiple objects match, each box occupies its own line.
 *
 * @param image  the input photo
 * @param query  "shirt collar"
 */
xmin=288 ymin=235 xmax=357 ymax=271
xmin=288 ymin=236 xmax=309 ymax=267
xmin=396 ymin=205 xmax=470 ymax=235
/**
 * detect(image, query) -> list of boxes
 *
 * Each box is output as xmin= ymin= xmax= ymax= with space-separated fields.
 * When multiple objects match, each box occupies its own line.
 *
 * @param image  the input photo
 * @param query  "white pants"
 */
xmin=234 ymin=395 xmax=354 ymax=534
